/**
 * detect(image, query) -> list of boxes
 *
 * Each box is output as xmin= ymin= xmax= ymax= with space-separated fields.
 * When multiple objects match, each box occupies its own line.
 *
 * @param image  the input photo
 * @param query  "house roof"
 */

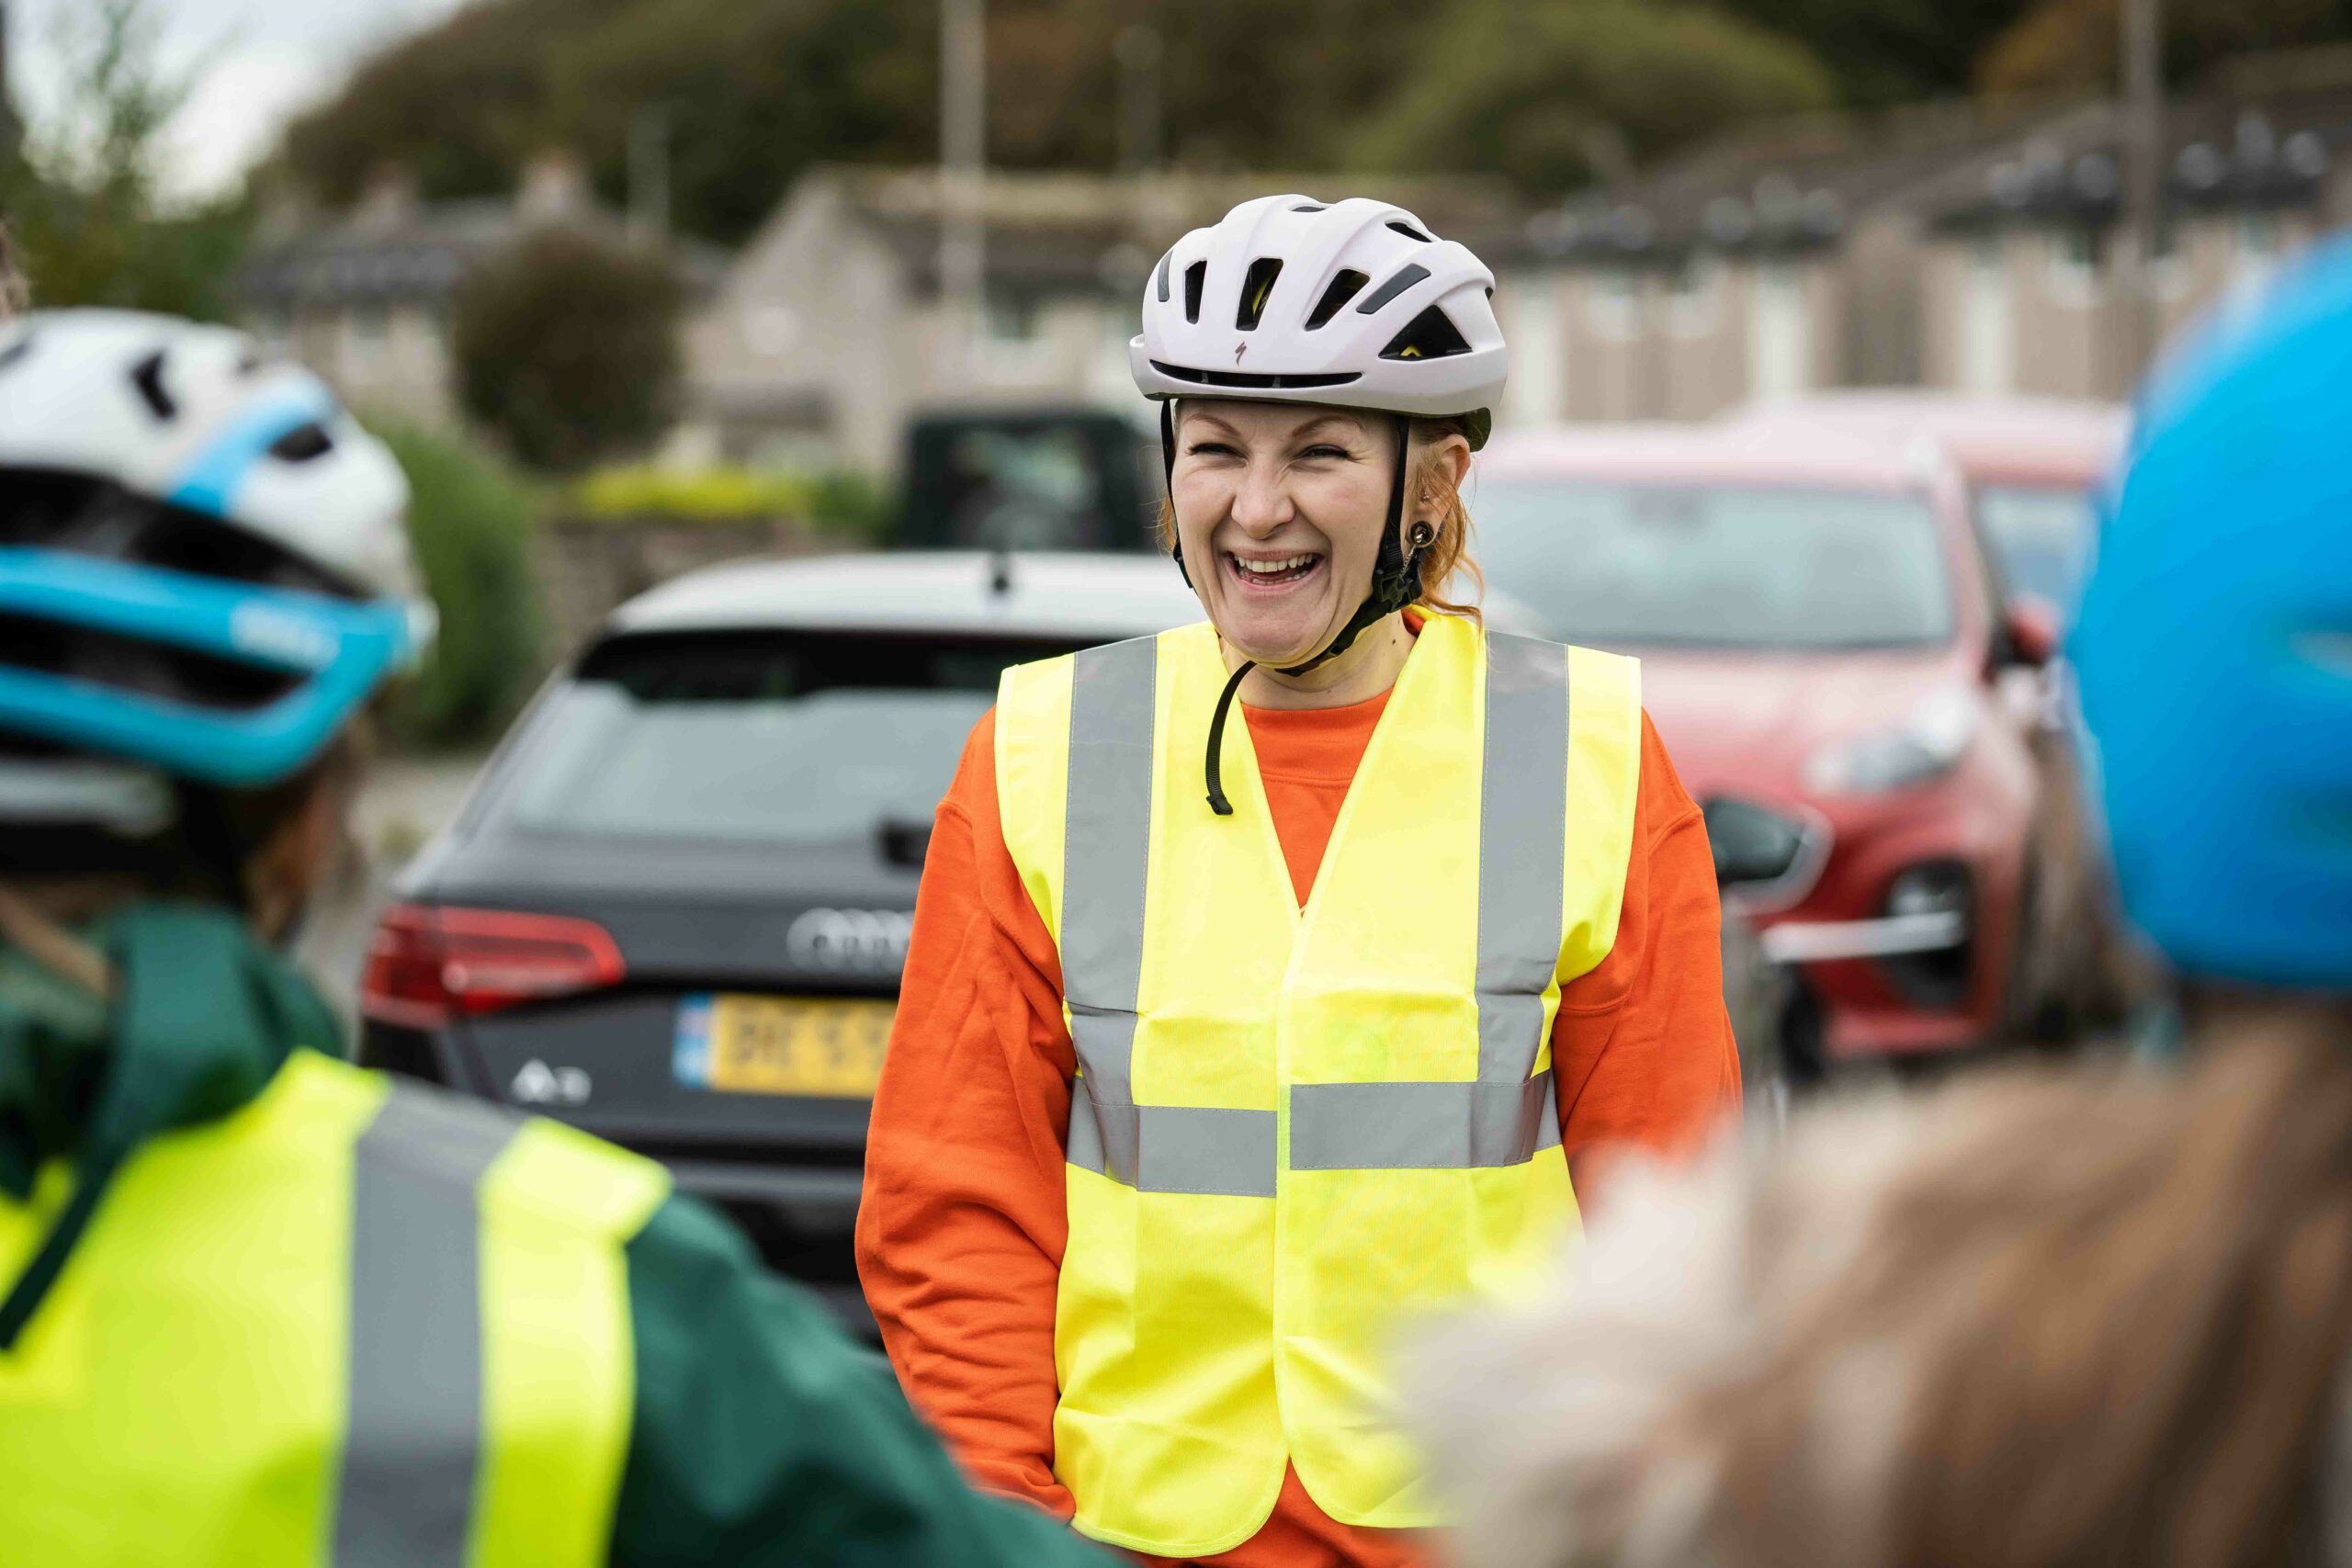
xmin=1911 ymin=66 xmax=2352 ymax=231
xmin=1523 ymin=98 xmax=2068 ymax=268
xmin=802 ymin=166 xmax=1525 ymax=296
xmin=239 ymin=188 xmax=728 ymax=307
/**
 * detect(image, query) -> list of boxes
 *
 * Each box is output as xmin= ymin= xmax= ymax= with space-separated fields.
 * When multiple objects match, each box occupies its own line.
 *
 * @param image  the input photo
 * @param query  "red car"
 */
xmin=1470 ymin=423 xmax=2066 ymax=1075
xmin=1728 ymin=391 xmax=2127 ymax=620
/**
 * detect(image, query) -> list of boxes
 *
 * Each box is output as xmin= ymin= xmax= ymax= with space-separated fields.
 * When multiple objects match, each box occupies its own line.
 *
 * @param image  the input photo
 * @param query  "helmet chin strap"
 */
xmin=1161 ymin=402 xmax=1436 ymax=816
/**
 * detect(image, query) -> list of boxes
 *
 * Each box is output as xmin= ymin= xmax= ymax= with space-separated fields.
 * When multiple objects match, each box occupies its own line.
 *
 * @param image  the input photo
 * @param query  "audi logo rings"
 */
xmin=786 ymin=908 xmax=914 ymax=974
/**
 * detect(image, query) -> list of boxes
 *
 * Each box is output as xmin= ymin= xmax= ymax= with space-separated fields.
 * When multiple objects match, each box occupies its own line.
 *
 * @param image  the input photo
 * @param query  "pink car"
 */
xmin=1469 ymin=423 xmax=2075 ymax=1076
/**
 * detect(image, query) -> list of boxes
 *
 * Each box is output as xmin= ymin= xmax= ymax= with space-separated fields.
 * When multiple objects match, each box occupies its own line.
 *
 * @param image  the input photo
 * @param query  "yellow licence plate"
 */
xmin=674 ymin=993 xmax=894 ymax=1098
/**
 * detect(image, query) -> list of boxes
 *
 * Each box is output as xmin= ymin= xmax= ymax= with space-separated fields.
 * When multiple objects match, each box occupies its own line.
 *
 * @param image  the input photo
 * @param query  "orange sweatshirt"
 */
xmin=857 ymin=685 xmax=1740 ymax=1568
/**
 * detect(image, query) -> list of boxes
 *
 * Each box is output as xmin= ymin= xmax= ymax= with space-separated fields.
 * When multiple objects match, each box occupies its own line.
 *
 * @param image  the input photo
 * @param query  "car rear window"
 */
xmin=1975 ymin=483 xmax=2098 ymax=615
xmin=1474 ymin=479 xmax=1955 ymax=650
xmin=492 ymin=631 xmax=1079 ymax=845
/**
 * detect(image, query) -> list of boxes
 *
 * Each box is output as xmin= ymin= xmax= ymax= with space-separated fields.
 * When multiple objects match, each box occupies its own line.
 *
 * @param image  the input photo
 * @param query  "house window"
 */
xmin=1747 ymin=261 xmax=1808 ymax=400
xmin=1584 ymin=268 xmax=1640 ymax=341
xmin=345 ymin=306 xmax=389 ymax=376
xmin=2048 ymin=226 xmax=2105 ymax=306
xmin=1960 ymin=236 xmax=2014 ymax=394
xmin=982 ymin=287 xmax=1043 ymax=345
xmin=1666 ymin=253 xmax=1724 ymax=338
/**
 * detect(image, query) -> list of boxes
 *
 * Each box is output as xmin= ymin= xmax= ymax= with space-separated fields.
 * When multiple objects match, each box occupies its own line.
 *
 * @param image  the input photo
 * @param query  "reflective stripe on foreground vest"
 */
xmin=1059 ymin=630 xmax=1570 ymax=1193
xmin=337 ymin=1083 xmax=521 ymax=1564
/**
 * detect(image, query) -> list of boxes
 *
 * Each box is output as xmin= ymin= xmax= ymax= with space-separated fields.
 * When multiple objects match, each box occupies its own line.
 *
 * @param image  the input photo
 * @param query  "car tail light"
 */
xmin=361 ymin=904 xmax=626 ymax=1028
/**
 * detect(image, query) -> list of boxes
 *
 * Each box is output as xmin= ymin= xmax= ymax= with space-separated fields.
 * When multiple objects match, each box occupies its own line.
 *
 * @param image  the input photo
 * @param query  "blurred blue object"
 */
xmin=2073 ymin=235 xmax=2352 ymax=988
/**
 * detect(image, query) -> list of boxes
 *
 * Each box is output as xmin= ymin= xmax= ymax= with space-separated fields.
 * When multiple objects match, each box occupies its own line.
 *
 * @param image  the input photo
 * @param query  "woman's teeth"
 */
xmin=1233 ymin=553 xmax=1319 ymax=579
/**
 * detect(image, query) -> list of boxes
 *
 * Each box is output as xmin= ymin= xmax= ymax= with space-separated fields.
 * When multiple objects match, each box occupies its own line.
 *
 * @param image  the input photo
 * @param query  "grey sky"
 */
xmin=7 ymin=0 xmax=463 ymax=197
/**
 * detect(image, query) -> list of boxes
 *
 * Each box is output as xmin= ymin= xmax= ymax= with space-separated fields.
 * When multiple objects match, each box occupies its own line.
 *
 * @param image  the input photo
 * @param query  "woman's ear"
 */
xmin=1419 ymin=431 xmax=1474 ymax=514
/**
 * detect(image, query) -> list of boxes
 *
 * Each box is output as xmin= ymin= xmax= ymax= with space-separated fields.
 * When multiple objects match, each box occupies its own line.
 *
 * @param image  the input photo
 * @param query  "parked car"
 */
xmin=1724 ymin=391 xmax=2136 ymax=1036
xmin=1726 ymin=391 xmax=2127 ymax=622
xmin=1470 ymin=423 xmax=2084 ymax=1077
xmin=898 ymin=407 xmax=1159 ymax=554
xmin=360 ymin=551 xmax=1204 ymax=1325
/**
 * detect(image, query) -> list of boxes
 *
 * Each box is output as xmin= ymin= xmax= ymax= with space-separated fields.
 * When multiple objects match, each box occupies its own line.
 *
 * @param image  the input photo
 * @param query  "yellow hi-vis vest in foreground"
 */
xmin=996 ymin=614 xmax=1643 ymax=1556
xmin=0 ymin=1050 xmax=670 ymax=1567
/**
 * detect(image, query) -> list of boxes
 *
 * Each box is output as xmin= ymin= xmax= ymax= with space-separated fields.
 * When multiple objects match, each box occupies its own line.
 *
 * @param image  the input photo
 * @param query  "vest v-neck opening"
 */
xmin=1217 ymin=622 xmax=1443 ymax=931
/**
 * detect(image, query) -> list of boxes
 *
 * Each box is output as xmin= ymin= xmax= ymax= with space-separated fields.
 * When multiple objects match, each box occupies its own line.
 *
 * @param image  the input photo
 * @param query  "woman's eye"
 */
xmin=1186 ymin=442 xmax=1238 ymax=457
xmin=1300 ymin=444 xmax=1352 ymax=460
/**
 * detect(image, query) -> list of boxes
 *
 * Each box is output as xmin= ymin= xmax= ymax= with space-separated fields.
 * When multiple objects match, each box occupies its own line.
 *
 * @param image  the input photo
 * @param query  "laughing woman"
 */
xmin=857 ymin=196 xmax=1741 ymax=1568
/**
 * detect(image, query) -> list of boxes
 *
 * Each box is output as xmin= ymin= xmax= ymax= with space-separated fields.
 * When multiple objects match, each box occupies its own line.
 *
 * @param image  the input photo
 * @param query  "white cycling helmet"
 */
xmin=1136 ymin=196 xmax=1511 ymax=809
xmin=0 ymin=310 xmax=432 ymax=830
xmin=1130 ymin=193 xmax=1508 ymax=446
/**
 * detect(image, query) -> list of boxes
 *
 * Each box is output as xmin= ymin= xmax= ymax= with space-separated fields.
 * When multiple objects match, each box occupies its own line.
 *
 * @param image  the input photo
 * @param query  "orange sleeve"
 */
xmin=1553 ymin=710 xmax=1743 ymax=1195
xmin=854 ymin=708 xmax=1078 ymax=1517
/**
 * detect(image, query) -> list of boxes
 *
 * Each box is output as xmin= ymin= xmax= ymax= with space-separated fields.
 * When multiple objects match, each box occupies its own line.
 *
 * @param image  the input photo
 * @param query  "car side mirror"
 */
xmin=2000 ymin=595 xmax=2061 ymax=670
xmin=1703 ymin=797 xmax=1811 ymax=892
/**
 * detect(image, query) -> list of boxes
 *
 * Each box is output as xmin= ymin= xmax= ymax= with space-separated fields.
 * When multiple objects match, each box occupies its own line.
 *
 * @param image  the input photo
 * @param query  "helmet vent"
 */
xmin=268 ymin=423 xmax=335 ymax=463
xmin=1355 ymin=263 xmax=1430 ymax=316
xmin=1291 ymin=202 xmax=1328 ymax=213
xmin=1237 ymin=258 xmax=1283 ymax=330
xmin=1155 ymin=250 xmax=1172 ymax=303
xmin=1183 ymin=261 xmax=1207 ymax=324
xmin=1386 ymin=220 xmax=1432 ymax=243
xmin=0 ymin=334 xmax=34 ymax=375
xmin=130 ymin=351 xmax=176 ymax=420
xmin=1379 ymin=306 xmax=1473 ymax=361
xmin=1305 ymin=270 xmax=1370 ymax=329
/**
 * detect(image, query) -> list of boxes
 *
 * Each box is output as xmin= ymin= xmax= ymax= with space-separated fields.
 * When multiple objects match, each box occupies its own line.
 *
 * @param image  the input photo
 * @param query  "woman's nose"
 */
xmin=1230 ymin=462 xmax=1295 ymax=535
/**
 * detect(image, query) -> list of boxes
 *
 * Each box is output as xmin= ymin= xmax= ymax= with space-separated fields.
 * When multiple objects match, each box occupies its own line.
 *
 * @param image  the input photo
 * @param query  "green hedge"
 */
xmin=570 ymin=463 xmax=892 ymax=541
xmin=374 ymin=423 xmax=544 ymax=747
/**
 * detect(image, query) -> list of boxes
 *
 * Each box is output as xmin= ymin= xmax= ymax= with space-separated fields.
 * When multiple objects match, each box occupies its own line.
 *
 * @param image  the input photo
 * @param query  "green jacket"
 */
xmin=0 ymin=900 xmax=1109 ymax=1568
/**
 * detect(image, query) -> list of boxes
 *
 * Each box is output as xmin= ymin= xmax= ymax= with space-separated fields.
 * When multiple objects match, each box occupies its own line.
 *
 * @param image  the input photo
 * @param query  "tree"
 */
xmin=451 ymin=228 xmax=684 ymax=473
xmin=275 ymin=0 xmax=1848 ymax=235
xmin=0 ymin=0 xmax=249 ymax=318
xmin=1975 ymin=0 xmax=2346 ymax=96
xmin=1360 ymin=0 xmax=1839 ymax=193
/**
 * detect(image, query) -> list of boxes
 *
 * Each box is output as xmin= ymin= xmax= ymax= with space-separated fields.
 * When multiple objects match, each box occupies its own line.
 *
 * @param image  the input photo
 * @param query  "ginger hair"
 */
xmin=1155 ymin=409 xmax=1485 ymax=622
xmin=1417 ymin=1010 xmax=2352 ymax=1568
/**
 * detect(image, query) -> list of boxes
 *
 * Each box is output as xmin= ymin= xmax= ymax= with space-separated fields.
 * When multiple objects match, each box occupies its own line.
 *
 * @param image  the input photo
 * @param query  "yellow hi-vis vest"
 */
xmin=0 ymin=1049 xmax=671 ymax=1567
xmin=995 ymin=614 xmax=1642 ymax=1557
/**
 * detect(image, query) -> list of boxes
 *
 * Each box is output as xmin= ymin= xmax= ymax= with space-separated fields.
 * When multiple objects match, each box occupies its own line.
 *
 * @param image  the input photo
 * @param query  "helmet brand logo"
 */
xmin=1234 ymin=342 xmax=1247 ymax=364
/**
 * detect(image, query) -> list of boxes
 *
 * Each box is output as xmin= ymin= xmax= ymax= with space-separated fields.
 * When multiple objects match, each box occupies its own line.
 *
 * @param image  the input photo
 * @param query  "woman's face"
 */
xmin=1170 ymin=400 xmax=1397 ymax=668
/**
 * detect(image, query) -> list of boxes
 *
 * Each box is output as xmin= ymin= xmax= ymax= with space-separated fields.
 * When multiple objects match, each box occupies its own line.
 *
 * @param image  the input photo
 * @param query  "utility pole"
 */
xmin=1115 ymin=23 xmax=1162 ymax=174
xmin=2119 ymin=0 xmax=2165 ymax=389
xmin=940 ymin=0 xmax=987 ymax=382
xmin=628 ymin=103 xmax=670 ymax=248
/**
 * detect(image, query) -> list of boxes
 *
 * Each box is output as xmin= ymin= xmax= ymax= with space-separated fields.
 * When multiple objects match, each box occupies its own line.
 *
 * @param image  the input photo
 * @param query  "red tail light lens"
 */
xmin=361 ymin=904 xmax=626 ymax=1028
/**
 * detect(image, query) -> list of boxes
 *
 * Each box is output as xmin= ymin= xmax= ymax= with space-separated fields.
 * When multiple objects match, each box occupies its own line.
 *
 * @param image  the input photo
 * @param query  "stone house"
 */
xmin=1909 ymin=67 xmax=2352 ymax=400
xmin=681 ymin=167 xmax=1522 ymax=476
xmin=238 ymin=155 xmax=722 ymax=425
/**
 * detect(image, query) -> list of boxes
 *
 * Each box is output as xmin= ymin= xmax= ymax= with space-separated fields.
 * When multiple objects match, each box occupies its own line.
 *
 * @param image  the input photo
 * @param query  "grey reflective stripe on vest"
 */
xmin=1067 ymin=1078 xmax=1280 ymax=1198
xmin=1057 ymin=631 xmax=1571 ymax=1193
xmin=1062 ymin=637 xmax=1157 ymax=1114
xmin=335 ymin=1083 xmax=522 ymax=1568
xmin=1476 ymin=633 xmax=1570 ymax=1086
xmin=1289 ymin=1074 xmax=1563 ymax=1170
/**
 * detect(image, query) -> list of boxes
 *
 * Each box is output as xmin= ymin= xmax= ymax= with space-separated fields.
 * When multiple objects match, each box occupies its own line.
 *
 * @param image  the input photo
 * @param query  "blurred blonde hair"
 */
xmin=1155 ymin=408 xmax=1485 ymax=622
xmin=1416 ymin=1012 xmax=2352 ymax=1568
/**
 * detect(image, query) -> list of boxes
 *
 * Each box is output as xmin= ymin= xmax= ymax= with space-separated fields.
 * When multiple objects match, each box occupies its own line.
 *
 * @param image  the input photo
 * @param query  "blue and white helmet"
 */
xmin=0 ymin=309 xmax=431 ymax=825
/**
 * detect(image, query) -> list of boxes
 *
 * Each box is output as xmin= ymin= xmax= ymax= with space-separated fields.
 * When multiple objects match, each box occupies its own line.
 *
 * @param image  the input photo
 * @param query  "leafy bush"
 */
xmin=451 ymin=229 xmax=683 ymax=473
xmin=571 ymin=465 xmax=809 ymax=525
xmin=570 ymin=463 xmax=895 ymax=541
xmin=374 ymin=423 xmax=544 ymax=747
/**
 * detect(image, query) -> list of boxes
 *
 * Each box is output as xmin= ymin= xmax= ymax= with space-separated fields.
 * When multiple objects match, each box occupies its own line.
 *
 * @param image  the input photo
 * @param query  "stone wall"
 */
xmin=535 ymin=514 xmax=851 ymax=660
